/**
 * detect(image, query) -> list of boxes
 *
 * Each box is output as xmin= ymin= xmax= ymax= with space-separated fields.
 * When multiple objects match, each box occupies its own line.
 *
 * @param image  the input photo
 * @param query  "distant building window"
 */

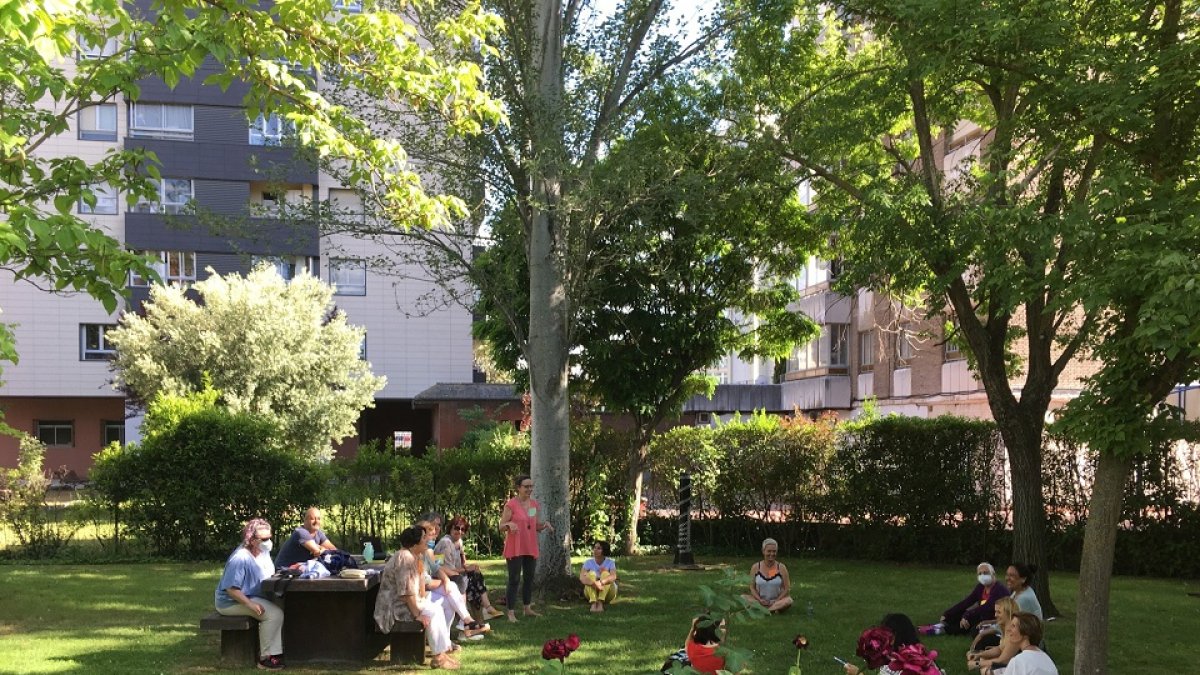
xmin=330 ymin=258 xmax=366 ymax=296
xmin=896 ymin=324 xmax=915 ymax=362
xmin=829 ymin=323 xmax=849 ymax=367
xmin=859 ymin=330 xmax=876 ymax=371
xmin=253 ymin=255 xmax=317 ymax=281
xmin=78 ymin=103 xmax=117 ymax=141
xmin=333 ymin=0 xmax=363 ymax=12
xmin=129 ymin=103 xmax=194 ymax=140
xmin=945 ymin=320 xmax=964 ymax=360
xmin=249 ymin=113 xmax=294 ymax=146
xmin=78 ymin=182 xmax=118 ymax=215
xmin=36 ymin=421 xmax=74 ymax=447
xmin=129 ymin=250 xmax=195 ymax=287
xmin=80 ymin=324 xmax=118 ymax=361
xmin=77 ymin=35 xmax=118 ymax=60
xmin=131 ymin=178 xmax=193 ymax=214
xmin=102 ymin=421 xmax=125 ymax=446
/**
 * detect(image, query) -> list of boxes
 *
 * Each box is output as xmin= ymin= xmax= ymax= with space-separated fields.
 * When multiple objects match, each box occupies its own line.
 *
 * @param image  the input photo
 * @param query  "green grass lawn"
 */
xmin=0 ymin=555 xmax=1196 ymax=674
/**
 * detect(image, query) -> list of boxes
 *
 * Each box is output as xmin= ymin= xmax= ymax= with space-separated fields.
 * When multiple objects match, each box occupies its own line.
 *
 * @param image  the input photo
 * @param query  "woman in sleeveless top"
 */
xmin=500 ymin=473 xmax=554 ymax=622
xmin=744 ymin=538 xmax=793 ymax=613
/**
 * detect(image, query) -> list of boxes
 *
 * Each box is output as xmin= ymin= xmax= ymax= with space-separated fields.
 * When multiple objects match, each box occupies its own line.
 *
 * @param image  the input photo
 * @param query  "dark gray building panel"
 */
xmin=197 ymin=106 xmax=249 ymax=145
xmin=197 ymin=252 xmax=250 ymax=278
xmin=126 ymin=136 xmax=317 ymax=183
xmin=125 ymin=213 xmax=319 ymax=256
xmin=195 ymin=180 xmax=250 ymax=215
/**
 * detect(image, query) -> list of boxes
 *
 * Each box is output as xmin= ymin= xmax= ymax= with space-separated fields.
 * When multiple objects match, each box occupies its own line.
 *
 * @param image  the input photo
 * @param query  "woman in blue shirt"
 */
xmin=215 ymin=518 xmax=284 ymax=670
xmin=579 ymin=541 xmax=618 ymax=612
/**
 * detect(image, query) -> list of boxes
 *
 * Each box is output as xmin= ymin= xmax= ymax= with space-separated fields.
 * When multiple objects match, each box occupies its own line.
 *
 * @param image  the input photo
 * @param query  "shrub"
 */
xmin=90 ymin=391 xmax=325 ymax=558
xmin=0 ymin=434 xmax=81 ymax=557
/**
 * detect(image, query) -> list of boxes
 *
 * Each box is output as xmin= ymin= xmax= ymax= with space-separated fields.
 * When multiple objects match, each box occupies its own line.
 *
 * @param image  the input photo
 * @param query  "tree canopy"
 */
xmin=0 ymin=0 xmax=500 ymax=377
xmin=109 ymin=266 xmax=386 ymax=460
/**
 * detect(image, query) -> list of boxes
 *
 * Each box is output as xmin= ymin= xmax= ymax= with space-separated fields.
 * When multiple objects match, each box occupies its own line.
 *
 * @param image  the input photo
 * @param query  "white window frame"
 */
xmin=248 ymin=113 xmax=294 ymax=146
xmin=132 ymin=178 xmax=194 ymax=215
xmin=78 ymin=182 xmax=118 ymax=215
xmin=829 ymin=323 xmax=850 ymax=367
xmin=78 ymin=103 xmax=118 ymax=141
xmin=129 ymin=250 xmax=195 ymax=287
xmin=859 ymin=330 xmax=876 ymax=371
xmin=128 ymin=103 xmax=194 ymax=140
xmin=80 ymin=324 xmax=118 ymax=361
xmin=36 ymin=421 xmax=74 ymax=447
xmin=330 ymin=258 xmax=366 ymax=296
xmin=77 ymin=35 xmax=118 ymax=60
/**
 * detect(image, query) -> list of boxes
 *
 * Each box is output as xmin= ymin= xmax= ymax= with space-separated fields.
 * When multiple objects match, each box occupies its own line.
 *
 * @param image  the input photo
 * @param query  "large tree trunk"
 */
xmin=622 ymin=440 xmax=649 ymax=555
xmin=991 ymin=404 xmax=1060 ymax=617
xmin=528 ymin=0 xmax=573 ymax=590
xmin=1074 ymin=451 xmax=1132 ymax=674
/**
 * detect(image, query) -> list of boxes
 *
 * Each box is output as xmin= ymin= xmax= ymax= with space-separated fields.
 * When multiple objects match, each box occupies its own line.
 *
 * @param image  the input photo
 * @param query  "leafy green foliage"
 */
xmin=0 ymin=434 xmax=81 ymax=557
xmin=88 ymin=390 xmax=325 ymax=558
xmin=109 ymin=266 xmax=386 ymax=460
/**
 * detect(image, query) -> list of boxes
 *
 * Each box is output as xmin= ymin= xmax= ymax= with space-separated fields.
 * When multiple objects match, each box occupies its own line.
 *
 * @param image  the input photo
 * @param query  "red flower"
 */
xmin=887 ymin=643 xmax=941 ymax=675
xmin=542 ymin=639 xmax=569 ymax=661
xmin=793 ymin=634 xmax=809 ymax=650
xmin=564 ymin=634 xmax=581 ymax=653
xmin=856 ymin=626 xmax=895 ymax=669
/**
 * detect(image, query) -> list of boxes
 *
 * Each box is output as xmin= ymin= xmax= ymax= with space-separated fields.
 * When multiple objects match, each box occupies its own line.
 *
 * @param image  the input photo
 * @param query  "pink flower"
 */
xmin=887 ymin=643 xmax=941 ymax=675
xmin=856 ymin=626 xmax=894 ymax=669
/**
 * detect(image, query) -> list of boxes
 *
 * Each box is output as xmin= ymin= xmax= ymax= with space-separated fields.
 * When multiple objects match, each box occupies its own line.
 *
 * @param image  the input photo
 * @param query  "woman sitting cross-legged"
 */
xmin=374 ymin=526 xmax=460 ymax=670
xmin=985 ymin=613 xmax=1057 ymax=675
xmin=743 ymin=538 xmax=793 ymax=613
xmin=967 ymin=597 xmax=1018 ymax=671
xmin=579 ymin=541 xmax=618 ymax=612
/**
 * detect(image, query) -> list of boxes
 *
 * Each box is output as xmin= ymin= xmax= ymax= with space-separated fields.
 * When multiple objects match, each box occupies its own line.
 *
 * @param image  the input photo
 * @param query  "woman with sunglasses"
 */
xmin=435 ymin=515 xmax=503 ymax=620
xmin=500 ymin=474 xmax=554 ymax=622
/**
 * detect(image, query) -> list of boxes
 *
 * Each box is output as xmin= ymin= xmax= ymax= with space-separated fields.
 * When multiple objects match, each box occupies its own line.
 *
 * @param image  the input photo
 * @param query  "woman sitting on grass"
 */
xmin=579 ymin=541 xmax=618 ymax=612
xmin=985 ymin=613 xmax=1057 ymax=675
xmin=967 ymin=596 xmax=1018 ymax=668
xmin=685 ymin=614 xmax=738 ymax=675
xmin=743 ymin=538 xmax=793 ymax=613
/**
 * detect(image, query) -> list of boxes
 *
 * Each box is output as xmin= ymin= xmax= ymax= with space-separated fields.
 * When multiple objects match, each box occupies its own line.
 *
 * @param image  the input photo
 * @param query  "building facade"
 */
xmin=0 ymin=19 xmax=473 ymax=473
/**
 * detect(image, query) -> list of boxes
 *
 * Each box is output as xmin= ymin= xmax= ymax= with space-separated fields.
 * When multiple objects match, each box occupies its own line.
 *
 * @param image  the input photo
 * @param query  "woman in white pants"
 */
xmin=375 ymin=526 xmax=460 ymax=670
xmin=215 ymin=518 xmax=285 ymax=670
xmin=418 ymin=517 xmax=490 ymax=639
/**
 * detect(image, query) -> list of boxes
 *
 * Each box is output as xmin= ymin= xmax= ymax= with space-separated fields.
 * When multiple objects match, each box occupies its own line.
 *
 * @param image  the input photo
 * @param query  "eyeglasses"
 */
xmin=520 ymin=483 xmax=534 ymax=489
xmin=451 ymin=526 xmax=466 ymax=532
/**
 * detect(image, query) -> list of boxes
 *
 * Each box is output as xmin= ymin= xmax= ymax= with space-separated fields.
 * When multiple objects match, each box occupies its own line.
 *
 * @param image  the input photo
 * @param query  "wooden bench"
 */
xmin=200 ymin=611 xmax=258 ymax=665
xmin=378 ymin=620 xmax=426 ymax=665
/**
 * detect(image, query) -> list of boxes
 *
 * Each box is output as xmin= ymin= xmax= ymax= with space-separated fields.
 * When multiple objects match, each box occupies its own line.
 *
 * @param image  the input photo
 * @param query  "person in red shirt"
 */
xmin=685 ymin=615 xmax=731 ymax=675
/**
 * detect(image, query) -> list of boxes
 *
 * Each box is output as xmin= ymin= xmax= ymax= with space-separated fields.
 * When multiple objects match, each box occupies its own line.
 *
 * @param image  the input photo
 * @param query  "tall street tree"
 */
xmin=475 ymin=80 xmax=819 ymax=554
xmin=0 ymin=0 xmax=499 ymax=380
xmin=324 ymin=0 xmax=740 ymax=583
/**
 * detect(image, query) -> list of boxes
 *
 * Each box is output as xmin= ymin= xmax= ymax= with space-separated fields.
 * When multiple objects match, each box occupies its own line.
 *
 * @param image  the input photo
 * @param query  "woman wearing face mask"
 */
xmin=215 ymin=518 xmax=285 ymax=670
xmin=937 ymin=562 xmax=1010 ymax=635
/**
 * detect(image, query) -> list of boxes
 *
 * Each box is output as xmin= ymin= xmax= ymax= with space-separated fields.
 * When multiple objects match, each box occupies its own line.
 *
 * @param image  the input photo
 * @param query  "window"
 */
xmin=78 ymin=103 xmax=117 ymax=141
xmin=129 ymin=103 xmax=194 ymax=140
xmin=80 ymin=324 xmax=118 ymax=360
xmin=333 ymin=0 xmax=363 ymax=12
xmin=102 ymin=421 xmax=125 ymax=446
xmin=945 ymin=319 xmax=963 ymax=360
xmin=788 ymin=339 xmax=821 ymax=372
xmin=132 ymin=178 xmax=193 ymax=214
xmin=829 ymin=323 xmax=849 ymax=367
xmin=78 ymin=183 xmax=118 ymax=215
xmin=859 ymin=330 xmax=876 ymax=370
xmin=36 ymin=421 xmax=74 ymax=447
xmin=77 ymin=35 xmax=118 ymax=59
xmin=896 ymin=325 xmax=915 ymax=362
xmin=330 ymin=258 xmax=366 ymax=295
xmin=129 ymin=251 xmax=195 ymax=287
xmin=253 ymin=255 xmax=317 ymax=281
xmin=249 ymin=113 xmax=294 ymax=146
xmin=945 ymin=340 xmax=962 ymax=360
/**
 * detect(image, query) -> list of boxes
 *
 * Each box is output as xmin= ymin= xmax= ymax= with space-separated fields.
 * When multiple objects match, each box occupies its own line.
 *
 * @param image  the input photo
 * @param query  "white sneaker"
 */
xmin=463 ymin=632 xmax=486 ymax=641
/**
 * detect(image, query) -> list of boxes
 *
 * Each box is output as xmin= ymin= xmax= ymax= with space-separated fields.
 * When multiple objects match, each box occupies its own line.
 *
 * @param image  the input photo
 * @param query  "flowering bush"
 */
xmin=886 ymin=643 xmax=940 ymax=675
xmin=856 ymin=626 xmax=894 ymax=669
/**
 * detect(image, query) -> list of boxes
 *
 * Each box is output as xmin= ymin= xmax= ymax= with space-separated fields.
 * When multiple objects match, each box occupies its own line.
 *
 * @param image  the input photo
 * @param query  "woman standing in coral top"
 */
xmin=500 ymin=474 xmax=554 ymax=622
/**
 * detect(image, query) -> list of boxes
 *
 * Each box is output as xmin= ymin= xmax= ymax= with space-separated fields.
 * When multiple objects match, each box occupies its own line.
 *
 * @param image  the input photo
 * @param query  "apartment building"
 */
xmin=0 ymin=10 xmax=472 ymax=473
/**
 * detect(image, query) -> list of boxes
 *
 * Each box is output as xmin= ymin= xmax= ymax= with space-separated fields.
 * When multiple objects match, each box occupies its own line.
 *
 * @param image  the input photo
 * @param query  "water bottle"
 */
xmin=806 ymin=601 xmax=814 ymax=617
xmin=363 ymin=541 xmax=374 ymax=562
